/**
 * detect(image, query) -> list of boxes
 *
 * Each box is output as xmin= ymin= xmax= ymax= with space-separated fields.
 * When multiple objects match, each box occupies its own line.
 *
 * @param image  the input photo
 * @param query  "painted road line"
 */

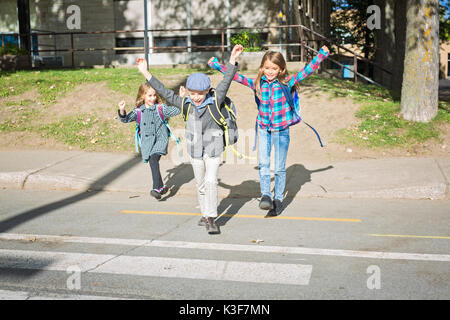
xmin=0 ymin=289 xmax=124 ymax=300
xmin=120 ymin=210 xmax=361 ymax=222
xmin=370 ymin=234 xmax=450 ymax=240
xmin=0 ymin=249 xmax=312 ymax=286
xmin=1 ymin=233 xmax=450 ymax=262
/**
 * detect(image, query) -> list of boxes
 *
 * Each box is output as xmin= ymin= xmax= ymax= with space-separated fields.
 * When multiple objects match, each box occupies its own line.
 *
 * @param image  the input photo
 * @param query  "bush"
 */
xmin=230 ymin=30 xmax=262 ymax=52
xmin=0 ymin=44 xmax=29 ymax=56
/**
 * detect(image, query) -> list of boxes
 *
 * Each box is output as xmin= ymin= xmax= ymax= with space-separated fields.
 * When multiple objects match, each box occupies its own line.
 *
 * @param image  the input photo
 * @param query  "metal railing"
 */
xmin=11 ymin=24 xmax=391 ymax=87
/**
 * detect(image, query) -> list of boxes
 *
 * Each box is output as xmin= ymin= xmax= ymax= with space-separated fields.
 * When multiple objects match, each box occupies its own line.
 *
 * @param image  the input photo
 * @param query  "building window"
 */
xmin=115 ymin=37 xmax=144 ymax=54
xmin=153 ymin=36 xmax=187 ymax=52
xmin=191 ymin=34 xmax=223 ymax=52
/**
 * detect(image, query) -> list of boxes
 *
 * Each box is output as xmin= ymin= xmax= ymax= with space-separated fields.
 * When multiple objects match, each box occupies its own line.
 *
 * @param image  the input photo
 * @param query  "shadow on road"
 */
xmin=160 ymin=163 xmax=195 ymax=201
xmin=215 ymin=163 xmax=334 ymax=226
xmin=0 ymin=155 xmax=142 ymax=233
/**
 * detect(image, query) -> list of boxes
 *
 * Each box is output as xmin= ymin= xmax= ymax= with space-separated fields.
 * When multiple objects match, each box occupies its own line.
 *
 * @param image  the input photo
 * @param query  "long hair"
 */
xmin=135 ymin=83 xmax=162 ymax=107
xmin=255 ymin=51 xmax=300 ymax=99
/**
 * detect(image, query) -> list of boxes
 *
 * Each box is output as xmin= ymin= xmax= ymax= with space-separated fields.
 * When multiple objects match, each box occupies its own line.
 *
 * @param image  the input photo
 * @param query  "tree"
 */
xmin=330 ymin=0 xmax=376 ymax=60
xmin=400 ymin=0 xmax=439 ymax=122
xmin=439 ymin=1 xmax=450 ymax=41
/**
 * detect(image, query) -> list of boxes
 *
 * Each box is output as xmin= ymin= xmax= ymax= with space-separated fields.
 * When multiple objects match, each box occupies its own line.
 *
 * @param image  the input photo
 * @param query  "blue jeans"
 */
xmin=258 ymin=127 xmax=290 ymax=201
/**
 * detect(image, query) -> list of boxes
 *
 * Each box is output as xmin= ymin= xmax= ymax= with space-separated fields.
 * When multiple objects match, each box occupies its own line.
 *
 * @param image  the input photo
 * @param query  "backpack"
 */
xmin=135 ymin=104 xmax=182 ymax=159
xmin=181 ymin=89 xmax=253 ymax=160
xmin=252 ymin=83 xmax=323 ymax=150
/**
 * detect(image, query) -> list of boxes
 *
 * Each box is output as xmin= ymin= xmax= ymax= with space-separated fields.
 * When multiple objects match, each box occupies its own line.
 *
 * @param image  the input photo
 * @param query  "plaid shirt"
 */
xmin=208 ymin=48 xmax=329 ymax=131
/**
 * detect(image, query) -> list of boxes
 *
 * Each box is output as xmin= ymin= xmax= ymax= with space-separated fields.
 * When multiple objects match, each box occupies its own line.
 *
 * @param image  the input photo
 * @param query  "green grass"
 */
xmin=0 ymin=67 xmax=211 ymax=151
xmin=1 ymin=68 xmax=448 ymax=151
xmin=0 ymin=67 xmax=213 ymax=103
xmin=303 ymin=75 xmax=450 ymax=149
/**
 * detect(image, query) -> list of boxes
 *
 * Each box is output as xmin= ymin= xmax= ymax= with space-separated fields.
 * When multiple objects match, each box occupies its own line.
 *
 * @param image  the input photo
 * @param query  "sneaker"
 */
xmin=266 ymin=199 xmax=283 ymax=217
xmin=198 ymin=216 xmax=207 ymax=226
xmin=205 ymin=217 xmax=219 ymax=234
xmin=259 ymin=195 xmax=273 ymax=210
xmin=150 ymin=189 xmax=162 ymax=200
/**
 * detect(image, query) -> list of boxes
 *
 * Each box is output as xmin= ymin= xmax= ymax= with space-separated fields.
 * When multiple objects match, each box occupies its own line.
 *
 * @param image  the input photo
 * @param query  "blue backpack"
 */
xmin=252 ymin=83 xmax=323 ymax=150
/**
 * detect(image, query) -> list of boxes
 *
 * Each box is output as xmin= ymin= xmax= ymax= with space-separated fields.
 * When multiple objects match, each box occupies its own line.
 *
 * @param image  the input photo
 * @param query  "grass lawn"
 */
xmin=1 ymin=67 xmax=449 ymax=152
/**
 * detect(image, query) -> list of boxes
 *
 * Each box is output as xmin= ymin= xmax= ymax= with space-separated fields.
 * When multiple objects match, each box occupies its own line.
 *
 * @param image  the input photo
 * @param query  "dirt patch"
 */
xmin=39 ymin=82 xmax=135 ymax=125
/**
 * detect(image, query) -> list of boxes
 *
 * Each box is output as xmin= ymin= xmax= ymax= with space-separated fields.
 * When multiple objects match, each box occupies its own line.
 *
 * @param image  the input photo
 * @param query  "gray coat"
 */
xmin=118 ymin=104 xmax=180 ymax=162
xmin=148 ymin=62 xmax=238 ymax=159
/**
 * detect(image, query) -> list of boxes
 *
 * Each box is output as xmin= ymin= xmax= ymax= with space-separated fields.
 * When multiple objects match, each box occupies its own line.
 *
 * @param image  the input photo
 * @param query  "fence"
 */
xmin=2 ymin=24 xmax=391 ymax=87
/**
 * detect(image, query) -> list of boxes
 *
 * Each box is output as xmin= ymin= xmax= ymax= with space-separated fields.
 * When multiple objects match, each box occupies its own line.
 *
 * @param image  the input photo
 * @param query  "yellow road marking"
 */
xmin=121 ymin=210 xmax=361 ymax=222
xmin=370 ymin=234 xmax=450 ymax=240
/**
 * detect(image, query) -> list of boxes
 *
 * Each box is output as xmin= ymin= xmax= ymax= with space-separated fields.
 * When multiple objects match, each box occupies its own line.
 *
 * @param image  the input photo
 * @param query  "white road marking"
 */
xmin=1 ymin=233 xmax=450 ymax=262
xmin=0 ymin=249 xmax=312 ymax=286
xmin=0 ymin=289 xmax=124 ymax=300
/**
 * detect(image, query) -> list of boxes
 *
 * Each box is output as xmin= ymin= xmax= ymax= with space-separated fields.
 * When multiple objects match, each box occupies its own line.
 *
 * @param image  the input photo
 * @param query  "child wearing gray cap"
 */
xmin=137 ymin=45 xmax=243 ymax=234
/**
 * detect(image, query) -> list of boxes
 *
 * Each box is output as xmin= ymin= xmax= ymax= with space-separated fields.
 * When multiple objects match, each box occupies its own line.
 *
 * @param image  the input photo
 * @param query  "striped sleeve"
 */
xmin=289 ymin=48 xmax=330 ymax=87
xmin=118 ymin=108 xmax=137 ymax=123
xmin=208 ymin=57 xmax=255 ymax=90
xmin=162 ymin=105 xmax=181 ymax=118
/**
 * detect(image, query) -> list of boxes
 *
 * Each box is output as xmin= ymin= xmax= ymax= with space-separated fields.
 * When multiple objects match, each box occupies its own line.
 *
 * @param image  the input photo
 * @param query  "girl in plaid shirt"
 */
xmin=208 ymin=46 xmax=329 ymax=216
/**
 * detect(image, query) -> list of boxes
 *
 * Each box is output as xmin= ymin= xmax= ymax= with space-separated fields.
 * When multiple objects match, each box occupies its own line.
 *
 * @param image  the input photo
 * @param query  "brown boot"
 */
xmin=198 ymin=216 xmax=207 ymax=226
xmin=205 ymin=217 xmax=219 ymax=234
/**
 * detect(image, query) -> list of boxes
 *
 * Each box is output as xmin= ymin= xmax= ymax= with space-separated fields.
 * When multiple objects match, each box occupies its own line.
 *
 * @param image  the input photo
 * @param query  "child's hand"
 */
xmin=179 ymin=86 xmax=186 ymax=97
xmin=118 ymin=100 xmax=126 ymax=116
xmin=136 ymin=58 xmax=152 ymax=81
xmin=229 ymin=44 xmax=244 ymax=65
xmin=321 ymin=45 xmax=330 ymax=55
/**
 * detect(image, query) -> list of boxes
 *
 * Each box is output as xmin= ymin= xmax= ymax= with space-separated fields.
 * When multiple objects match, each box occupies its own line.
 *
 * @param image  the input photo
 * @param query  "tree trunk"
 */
xmin=400 ymin=0 xmax=439 ymax=122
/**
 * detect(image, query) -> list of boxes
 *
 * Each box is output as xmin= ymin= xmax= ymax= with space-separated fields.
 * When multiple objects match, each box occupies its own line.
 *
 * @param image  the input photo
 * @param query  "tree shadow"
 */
xmin=0 ymin=154 xmax=142 ymax=233
xmin=159 ymin=162 xmax=195 ymax=201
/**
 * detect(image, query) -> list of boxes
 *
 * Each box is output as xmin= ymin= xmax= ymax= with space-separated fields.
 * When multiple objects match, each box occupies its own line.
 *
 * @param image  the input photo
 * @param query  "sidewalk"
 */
xmin=0 ymin=150 xmax=448 ymax=200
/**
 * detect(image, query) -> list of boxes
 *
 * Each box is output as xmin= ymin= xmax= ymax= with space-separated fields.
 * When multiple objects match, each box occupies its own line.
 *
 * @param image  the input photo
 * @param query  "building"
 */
xmin=1 ymin=0 xmax=335 ymax=68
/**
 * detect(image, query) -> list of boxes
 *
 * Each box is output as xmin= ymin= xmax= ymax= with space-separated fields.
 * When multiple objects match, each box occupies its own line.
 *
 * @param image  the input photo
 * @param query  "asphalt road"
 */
xmin=0 ymin=189 xmax=449 ymax=301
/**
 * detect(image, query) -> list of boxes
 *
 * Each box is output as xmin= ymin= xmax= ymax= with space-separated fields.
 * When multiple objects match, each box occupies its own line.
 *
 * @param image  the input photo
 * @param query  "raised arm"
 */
xmin=288 ymin=46 xmax=330 ymax=87
xmin=117 ymin=100 xmax=137 ymax=123
xmin=136 ymin=58 xmax=183 ymax=109
xmin=208 ymin=57 xmax=256 ymax=91
xmin=214 ymin=45 xmax=243 ymax=106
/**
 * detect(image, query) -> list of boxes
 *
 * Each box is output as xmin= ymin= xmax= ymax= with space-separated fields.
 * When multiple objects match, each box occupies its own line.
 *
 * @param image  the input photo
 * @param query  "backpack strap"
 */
xmin=156 ymin=104 xmax=165 ymax=123
xmin=134 ymin=106 xmax=143 ymax=153
xmin=208 ymin=90 xmax=255 ymax=161
xmin=279 ymin=82 xmax=324 ymax=148
xmin=181 ymin=97 xmax=191 ymax=122
xmin=136 ymin=106 xmax=142 ymax=127
xmin=158 ymin=104 xmax=183 ymax=161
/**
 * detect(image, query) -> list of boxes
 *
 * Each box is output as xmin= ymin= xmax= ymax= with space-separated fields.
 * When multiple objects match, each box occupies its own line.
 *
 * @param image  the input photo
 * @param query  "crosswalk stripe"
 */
xmin=1 ymin=233 xmax=450 ymax=262
xmin=0 ymin=249 xmax=312 ymax=286
xmin=0 ymin=289 xmax=124 ymax=300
